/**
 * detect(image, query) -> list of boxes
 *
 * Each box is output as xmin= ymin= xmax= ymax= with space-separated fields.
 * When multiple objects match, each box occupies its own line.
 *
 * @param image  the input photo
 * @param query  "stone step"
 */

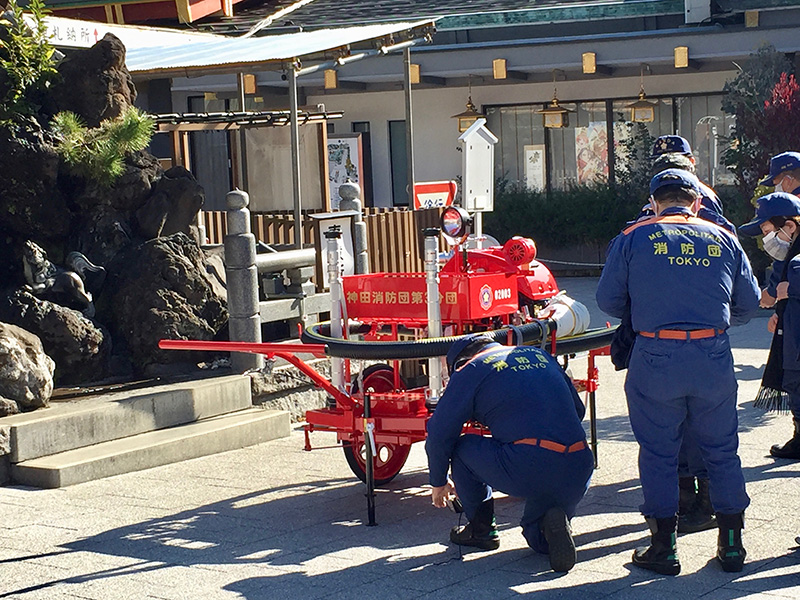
xmin=11 ymin=407 xmax=290 ymax=488
xmin=2 ymin=375 xmax=253 ymax=462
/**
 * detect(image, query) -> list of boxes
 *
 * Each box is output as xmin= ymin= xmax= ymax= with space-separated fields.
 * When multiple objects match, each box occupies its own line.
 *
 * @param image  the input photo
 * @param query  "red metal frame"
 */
xmin=160 ymin=337 xmax=610 ymax=470
xmin=160 ymin=236 xmax=611 ymax=478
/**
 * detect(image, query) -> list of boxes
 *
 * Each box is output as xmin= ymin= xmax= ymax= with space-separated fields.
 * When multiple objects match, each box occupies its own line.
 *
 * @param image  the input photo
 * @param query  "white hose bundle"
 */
xmin=536 ymin=292 xmax=591 ymax=338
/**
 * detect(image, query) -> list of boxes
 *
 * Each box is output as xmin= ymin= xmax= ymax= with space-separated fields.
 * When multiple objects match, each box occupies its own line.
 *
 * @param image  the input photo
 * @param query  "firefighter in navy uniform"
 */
xmin=615 ymin=147 xmax=736 ymax=534
xmin=596 ymin=169 xmax=760 ymax=575
xmin=739 ymin=191 xmax=800 ymax=459
xmin=648 ymin=153 xmax=733 ymax=534
xmin=755 ymin=152 xmax=800 ymax=314
xmin=426 ymin=334 xmax=593 ymax=573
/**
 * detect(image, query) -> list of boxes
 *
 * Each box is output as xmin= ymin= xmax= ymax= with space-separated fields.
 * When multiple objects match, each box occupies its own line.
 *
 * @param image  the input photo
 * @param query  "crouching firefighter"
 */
xmin=425 ymin=334 xmax=593 ymax=573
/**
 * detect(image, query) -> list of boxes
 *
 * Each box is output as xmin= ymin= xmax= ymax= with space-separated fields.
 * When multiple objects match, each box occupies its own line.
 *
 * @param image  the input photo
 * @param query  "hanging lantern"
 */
xmin=537 ymin=72 xmax=572 ymax=128
xmin=626 ymin=64 xmax=657 ymax=123
xmin=537 ymin=96 xmax=571 ymax=128
xmin=627 ymin=88 xmax=657 ymax=123
xmin=451 ymin=96 xmax=482 ymax=132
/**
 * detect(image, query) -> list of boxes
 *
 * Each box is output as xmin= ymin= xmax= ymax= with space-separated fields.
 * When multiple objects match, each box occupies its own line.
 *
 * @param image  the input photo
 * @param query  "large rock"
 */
xmin=70 ymin=151 xmax=163 ymax=214
xmin=110 ymin=151 xmax=164 ymax=212
xmin=0 ymin=127 xmax=71 ymax=243
xmin=135 ymin=166 xmax=204 ymax=239
xmin=0 ymin=290 xmax=110 ymax=385
xmin=71 ymin=205 xmax=134 ymax=269
xmin=99 ymin=233 xmax=227 ymax=375
xmin=48 ymin=33 xmax=136 ymax=128
xmin=0 ymin=321 xmax=55 ymax=416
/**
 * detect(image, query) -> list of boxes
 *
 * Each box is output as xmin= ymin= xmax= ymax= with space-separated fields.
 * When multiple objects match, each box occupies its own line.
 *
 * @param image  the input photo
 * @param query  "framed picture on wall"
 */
xmin=327 ymin=133 xmax=364 ymax=209
xmin=524 ymin=144 xmax=546 ymax=191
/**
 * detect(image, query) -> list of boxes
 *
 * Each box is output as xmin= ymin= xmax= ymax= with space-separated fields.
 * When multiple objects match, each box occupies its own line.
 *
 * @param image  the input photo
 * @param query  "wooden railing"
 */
xmin=203 ymin=208 xmax=442 ymax=273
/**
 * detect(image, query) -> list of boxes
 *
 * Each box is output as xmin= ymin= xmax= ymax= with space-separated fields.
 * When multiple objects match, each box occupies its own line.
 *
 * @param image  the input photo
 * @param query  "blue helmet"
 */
xmin=759 ymin=152 xmax=800 ymax=186
xmin=446 ymin=333 xmax=495 ymax=375
xmin=651 ymin=135 xmax=693 ymax=159
xmin=739 ymin=192 xmax=800 ymax=237
xmin=649 ymin=168 xmax=701 ymax=196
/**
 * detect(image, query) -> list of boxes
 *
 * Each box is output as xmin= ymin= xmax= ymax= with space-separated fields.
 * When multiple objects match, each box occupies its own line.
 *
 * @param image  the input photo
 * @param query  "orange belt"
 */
xmin=639 ymin=328 xmax=725 ymax=341
xmin=514 ymin=438 xmax=588 ymax=454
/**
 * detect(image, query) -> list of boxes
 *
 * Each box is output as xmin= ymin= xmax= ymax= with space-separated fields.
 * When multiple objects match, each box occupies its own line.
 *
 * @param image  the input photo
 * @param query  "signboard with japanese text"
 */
xmin=310 ymin=212 xmax=358 ymax=290
xmin=26 ymin=15 xmax=219 ymax=50
xmin=342 ymin=272 xmax=517 ymax=322
xmin=413 ymin=181 xmax=457 ymax=210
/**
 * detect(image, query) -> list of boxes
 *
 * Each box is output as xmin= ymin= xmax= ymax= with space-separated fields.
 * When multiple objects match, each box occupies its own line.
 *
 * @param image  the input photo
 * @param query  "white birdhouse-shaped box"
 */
xmin=458 ymin=118 xmax=498 ymax=213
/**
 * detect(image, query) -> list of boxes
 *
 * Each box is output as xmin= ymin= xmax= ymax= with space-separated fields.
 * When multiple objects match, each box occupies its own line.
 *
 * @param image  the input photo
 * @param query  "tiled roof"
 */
xmin=199 ymin=0 xmax=683 ymax=34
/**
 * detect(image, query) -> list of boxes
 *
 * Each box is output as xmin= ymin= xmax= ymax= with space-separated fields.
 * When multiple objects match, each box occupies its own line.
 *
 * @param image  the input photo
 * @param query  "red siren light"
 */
xmin=502 ymin=236 xmax=537 ymax=266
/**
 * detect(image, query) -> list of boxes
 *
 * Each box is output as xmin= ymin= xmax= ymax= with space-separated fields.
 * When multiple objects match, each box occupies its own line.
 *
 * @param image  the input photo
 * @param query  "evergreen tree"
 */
xmin=52 ymin=107 xmax=156 ymax=187
xmin=0 ymin=0 xmax=57 ymax=127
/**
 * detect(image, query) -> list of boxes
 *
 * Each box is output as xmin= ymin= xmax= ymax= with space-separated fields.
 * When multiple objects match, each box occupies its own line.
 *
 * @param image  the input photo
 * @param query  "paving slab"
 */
xmin=1 ymin=278 xmax=800 ymax=599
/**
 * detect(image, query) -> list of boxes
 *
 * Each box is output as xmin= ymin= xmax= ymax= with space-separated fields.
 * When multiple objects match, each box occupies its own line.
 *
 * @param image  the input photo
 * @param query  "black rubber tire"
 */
xmin=342 ymin=364 xmax=411 ymax=485
xmin=342 ymin=439 xmax=412 ymax=485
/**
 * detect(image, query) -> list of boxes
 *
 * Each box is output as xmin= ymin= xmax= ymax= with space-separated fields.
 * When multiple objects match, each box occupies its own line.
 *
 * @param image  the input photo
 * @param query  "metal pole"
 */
xmin=403 ymin=47 xmax=415 ymax=205
xmin=424 ymin=228 xmax=442 ymax=408
xmin=325 ymin=227 xmax=346 ymax=393
xmin=364 ymin=392 xmax=377 ymax=526
xmin=236 ymin=72 xmax=246 ymax=110
xmin=289 ymin=66 xmax=303 ymax=248
xmin=236 ymin=73 xmax=248 ymax=196
xmin=710 ymin=122 xmax=718 ymax=188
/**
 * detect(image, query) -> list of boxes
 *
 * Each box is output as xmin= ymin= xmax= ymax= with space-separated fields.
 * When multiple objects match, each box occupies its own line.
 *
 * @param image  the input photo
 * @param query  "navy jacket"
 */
xmin=425 ymin=343 xmax=586 ymax=487
xmin=782 ymin=256 xmax=800 ymax=370
xmin=597 ymin=207 xmax=759 ymax=333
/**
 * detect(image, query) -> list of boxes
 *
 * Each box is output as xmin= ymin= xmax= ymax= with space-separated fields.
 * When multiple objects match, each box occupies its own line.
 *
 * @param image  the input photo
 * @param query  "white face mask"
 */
xmin=775 ymin=181 xmax=786 ymax=193
xmin=763 ymin=229 xmax=791 ymax=261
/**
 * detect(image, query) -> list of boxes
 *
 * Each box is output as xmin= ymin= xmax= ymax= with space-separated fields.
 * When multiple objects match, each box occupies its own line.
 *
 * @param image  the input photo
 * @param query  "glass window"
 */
xmin=389 ymin=120 xmax=409 ymax=206
xmin=676 ymin=95 xmax=733 ymax=187
xmin=611 ymin=97 xmax=674 ymax=184
xmin=486 ymin=101 xmax=608 ymax=190
xmin=486 ymin=105 xmax=546 ymax=186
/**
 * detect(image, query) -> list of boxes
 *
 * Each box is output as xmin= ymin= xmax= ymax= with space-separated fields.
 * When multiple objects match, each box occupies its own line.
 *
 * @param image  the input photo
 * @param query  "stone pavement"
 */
xmin=2 ymin=278 xmax=800 ymax=599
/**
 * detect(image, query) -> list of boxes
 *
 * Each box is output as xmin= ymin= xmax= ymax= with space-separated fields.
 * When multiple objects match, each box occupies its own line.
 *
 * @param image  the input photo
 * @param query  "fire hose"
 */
xmin=301 ymin=319 xmax=617 ymax=360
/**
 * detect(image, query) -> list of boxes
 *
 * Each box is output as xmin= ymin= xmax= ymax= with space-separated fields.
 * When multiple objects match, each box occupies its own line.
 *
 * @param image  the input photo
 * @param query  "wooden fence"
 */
xmin=203 ymin=207 xmax=442 ymax=273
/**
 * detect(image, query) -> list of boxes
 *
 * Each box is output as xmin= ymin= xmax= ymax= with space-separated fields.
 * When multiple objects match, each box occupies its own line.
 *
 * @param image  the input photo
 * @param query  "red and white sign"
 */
xmin=413 ymin=180 xmax=457 ymax=210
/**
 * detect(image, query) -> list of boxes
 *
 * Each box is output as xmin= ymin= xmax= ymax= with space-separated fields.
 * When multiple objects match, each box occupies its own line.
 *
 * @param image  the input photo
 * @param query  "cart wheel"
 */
xmin=352 ymin=363 xmax=407 ymax=415
xmin=346 ymin=364 xmax=410 ymax=484
xmin=343 ymin=439 xmax=412 ymax=485
xmin=351 ymin=363 xmax=402 ymax=394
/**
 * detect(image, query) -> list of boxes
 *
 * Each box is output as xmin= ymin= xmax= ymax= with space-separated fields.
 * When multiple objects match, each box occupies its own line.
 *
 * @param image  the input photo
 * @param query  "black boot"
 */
xmin=678 ymin=478 xmax=717 ymax=533
xmin=632 ymin=516 xmax=680 ymax=576
xmin=716 ymin=512 xmax=746 ymax=572
xmin=450 ymin=498 xmax=500 ymax=551
xmin=541 ymin=507 xmax=576 ymax=573
xmin=678 ymin=477 xmax=697 ymax=516
xmin=770 ymin=419 xmax=800 ymax=459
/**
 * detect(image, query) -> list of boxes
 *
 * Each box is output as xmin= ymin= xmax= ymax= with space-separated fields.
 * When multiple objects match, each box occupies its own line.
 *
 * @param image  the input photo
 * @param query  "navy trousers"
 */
xmin=449 ymin=434 xmax=593 ymax=553
xmin=781 ymin=369 xmax=800 ymax=421
xmin=678 ymin=434 xmax=709 ymax=479
xmin=625 ymin=334 xmax=749 ymax=518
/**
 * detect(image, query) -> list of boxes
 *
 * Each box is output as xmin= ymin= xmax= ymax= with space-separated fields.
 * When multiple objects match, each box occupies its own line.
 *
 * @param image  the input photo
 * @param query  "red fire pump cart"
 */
xmin=160 ymin=207 xmax=616 ymax=513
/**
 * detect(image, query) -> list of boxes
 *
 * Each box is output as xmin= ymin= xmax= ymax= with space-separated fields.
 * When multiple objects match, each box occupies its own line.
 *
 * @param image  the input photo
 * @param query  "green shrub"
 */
xmin=51 ymin=107 xmax=155 ymax=187
xmin=0 ymin=0 xmax=57 ymax=126
xmin=484 ymin=181 xmax=645 ymax=249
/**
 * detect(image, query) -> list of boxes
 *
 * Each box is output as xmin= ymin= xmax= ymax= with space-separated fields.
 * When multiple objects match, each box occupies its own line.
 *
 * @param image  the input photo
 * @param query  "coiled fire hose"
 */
xmin=301 ymin=319 xmax=617 ymax=360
